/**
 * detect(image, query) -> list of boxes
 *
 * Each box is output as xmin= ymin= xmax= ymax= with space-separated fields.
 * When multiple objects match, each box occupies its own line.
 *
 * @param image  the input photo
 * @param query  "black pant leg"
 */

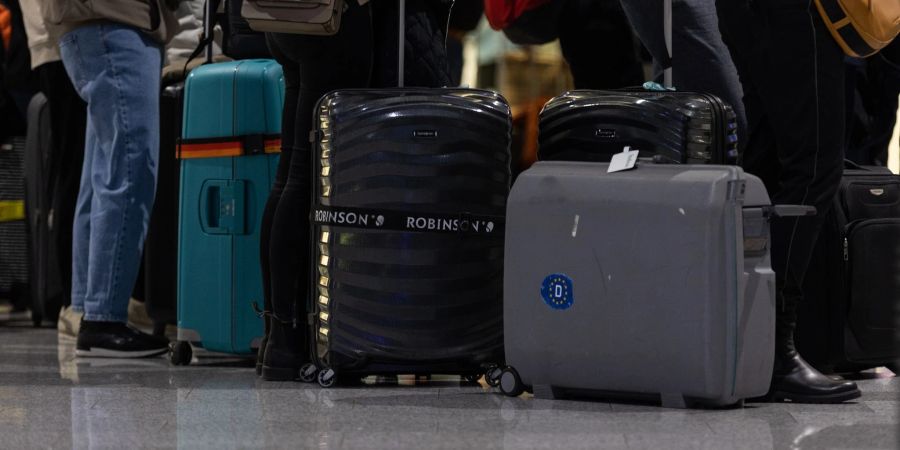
xmin=267 ymin=3 xmax=374 ymax=327
xmin=260 ymin=34 xmax=300 ymax=315
xmin=718 ymin=0 xmax=845 ymax=297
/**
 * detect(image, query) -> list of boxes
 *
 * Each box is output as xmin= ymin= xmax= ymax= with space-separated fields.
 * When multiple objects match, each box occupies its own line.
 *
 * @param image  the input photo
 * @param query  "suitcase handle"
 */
xmin=199 ymin=180 xmax=247 ymax=235
xmin=764 ymin=205 xmax=817 ymax=219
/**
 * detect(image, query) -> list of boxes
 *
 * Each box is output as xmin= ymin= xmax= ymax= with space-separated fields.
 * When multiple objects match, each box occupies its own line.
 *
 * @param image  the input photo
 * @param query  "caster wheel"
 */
xmin=464 ymin=374 xmax=482 ymax=383
xmin=318 ymin=368 xmax=336 ymax=388
xmin=299 ymin=363 xmax=319 ymax=383
xmin=170 ymin=341 xmax=193 ymax=366
xmin=499 ymin=366 xmax=525 ymax=397
xmin=485 ymin=364 xmax=502 ymax=387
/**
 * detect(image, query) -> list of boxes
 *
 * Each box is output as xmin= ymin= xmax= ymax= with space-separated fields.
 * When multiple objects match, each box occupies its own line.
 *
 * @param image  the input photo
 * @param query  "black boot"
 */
xmin=261 ymin=312 xmax=305 ymax=381
xmin=761 ymin=291 xmax=861 ymax=403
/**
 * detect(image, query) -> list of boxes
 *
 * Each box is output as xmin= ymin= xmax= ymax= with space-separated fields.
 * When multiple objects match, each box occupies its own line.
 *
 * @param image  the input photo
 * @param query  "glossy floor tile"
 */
xmin=0 ymin=322 xmax=897 ymax=449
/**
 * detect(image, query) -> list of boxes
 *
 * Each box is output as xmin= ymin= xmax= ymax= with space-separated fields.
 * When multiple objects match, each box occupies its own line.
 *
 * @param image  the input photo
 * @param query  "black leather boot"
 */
xmin=761 ymin=291 xmax=861 ymax=403
xmin=261 ymin=311 xmax=306 ymax=381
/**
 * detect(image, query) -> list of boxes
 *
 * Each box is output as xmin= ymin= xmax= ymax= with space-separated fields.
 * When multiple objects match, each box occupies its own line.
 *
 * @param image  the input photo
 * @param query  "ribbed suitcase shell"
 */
xmin=311 ymin=89 xmax=511 ymax=376
xmin=0 ymin=137 xmax=28 ymax=294
xmin=504 ymin=162 xmax=774 ymax=408
xmin=177 ymin=60 xmax=283 ymax=355
xmin=539 ymin=90 xmax=739 ymax=165
xmin=23 ymin=94 xmax=65 ymax=324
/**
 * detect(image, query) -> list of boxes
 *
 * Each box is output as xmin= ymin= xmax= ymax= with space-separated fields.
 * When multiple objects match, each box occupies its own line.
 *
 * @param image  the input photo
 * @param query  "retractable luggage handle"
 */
xmin=664 ymin=0 xmax=673 ymax=87
xmin=763 ymin=205 xmax=817 ymax=219
xmin=397 ymin=0 xmax=406 ymax=87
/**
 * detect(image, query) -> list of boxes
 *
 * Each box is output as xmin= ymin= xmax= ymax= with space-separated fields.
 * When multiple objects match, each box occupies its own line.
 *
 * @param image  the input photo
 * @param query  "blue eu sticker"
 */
xmin=541 ymin=273 xmax=574 ymax=310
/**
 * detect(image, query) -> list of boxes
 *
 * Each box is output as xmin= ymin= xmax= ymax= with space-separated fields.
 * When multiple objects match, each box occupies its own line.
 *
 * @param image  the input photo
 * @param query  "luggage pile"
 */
xmin=136 ymin=43 xmax=896 ymax=407
xmin=18 ymin=0 xmax=895 ymax=412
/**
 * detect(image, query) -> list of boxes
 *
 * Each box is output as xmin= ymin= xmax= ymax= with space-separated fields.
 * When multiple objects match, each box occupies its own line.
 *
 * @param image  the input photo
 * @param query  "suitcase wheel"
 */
xmin=499 ymin=366 xmax=525 ymax=397
xmin=485 ymin=364 xmax=503 ymax=387
xmin=317 ymin=368 xmax=337 ymax=388
xmin=299 ymin=363 xmax=319 ymax=383
xmin=170 ymin=341 xmax=193 ymax=366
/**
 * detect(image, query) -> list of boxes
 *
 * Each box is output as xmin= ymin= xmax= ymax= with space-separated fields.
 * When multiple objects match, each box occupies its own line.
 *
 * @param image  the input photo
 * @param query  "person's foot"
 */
xmin=754 ymin=352 xmax=862 ymax=404
xmin=127 ymin=298 xmax=154 ymax=332
xmin=57 ymin=306 xmax=84 ymax=341
xmin=76 ymin=320 xmax=169 ymax=358
xmin=261 ymin=320 xmax=305 ymax=381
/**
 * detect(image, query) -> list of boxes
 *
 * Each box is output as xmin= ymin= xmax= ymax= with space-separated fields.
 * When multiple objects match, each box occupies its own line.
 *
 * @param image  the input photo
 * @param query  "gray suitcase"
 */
xmin=500 ymin=162 xmax=806 ymax=408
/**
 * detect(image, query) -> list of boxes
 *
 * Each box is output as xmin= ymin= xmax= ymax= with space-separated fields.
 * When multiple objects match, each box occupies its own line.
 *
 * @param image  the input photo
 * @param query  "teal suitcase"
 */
xmin=171 ymin=60 xmax=284 ymax=365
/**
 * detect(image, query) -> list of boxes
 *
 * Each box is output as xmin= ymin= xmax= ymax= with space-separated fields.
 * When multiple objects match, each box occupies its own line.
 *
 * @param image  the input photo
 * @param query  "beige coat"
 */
xmin=19 ymin=0 xmax=61 ymax=68
xmin=39 ymin=0 xmax=178 ymax=45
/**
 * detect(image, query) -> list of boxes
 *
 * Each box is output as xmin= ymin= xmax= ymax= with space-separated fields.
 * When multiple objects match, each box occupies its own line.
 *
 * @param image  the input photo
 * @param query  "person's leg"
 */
xmin=262 ymin=3 xmax=374 ymax=380
xmin=559 ymin=0 xmax=644 ymax=89
xmin=256 ymin=33 xmax=298 ymax=376
xmin=620 ymin=0 xmax=747 ymax=149
xmin=59 ymin=23 xmax=169 ymax=357
xmin=68 ymin=114 xmax=95 ymax=319
xmin=717 ymin=0 xmax=859 ymax=402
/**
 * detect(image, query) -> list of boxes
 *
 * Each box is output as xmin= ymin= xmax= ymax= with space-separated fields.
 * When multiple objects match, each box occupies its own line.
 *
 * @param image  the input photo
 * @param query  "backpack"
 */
xmin=241 ymin=0 xmax=344 ymax=35
xmin=484 ymin=0 xmax=553 ymax=30
xmin=815 ymin=0 xmax=900 ymax=58
xmin=484 ymin=0 xmax=562 ymax=45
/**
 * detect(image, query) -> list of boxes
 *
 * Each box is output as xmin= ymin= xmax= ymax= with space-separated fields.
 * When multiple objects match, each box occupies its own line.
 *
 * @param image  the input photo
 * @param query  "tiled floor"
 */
xmin=0 ymin=322 xmax=897 ymax=450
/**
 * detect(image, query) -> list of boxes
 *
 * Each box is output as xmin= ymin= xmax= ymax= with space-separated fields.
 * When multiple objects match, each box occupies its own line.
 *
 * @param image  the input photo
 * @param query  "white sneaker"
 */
xmin=57 ymin=306 xmax=83 ymax=341
xmin=127 ymin=298 xmax=154 ymax=332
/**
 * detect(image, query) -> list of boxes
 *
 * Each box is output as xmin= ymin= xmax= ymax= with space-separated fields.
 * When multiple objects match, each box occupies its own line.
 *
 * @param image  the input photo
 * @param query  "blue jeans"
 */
xmin=59 ymin=23 xmax=162 ymax=323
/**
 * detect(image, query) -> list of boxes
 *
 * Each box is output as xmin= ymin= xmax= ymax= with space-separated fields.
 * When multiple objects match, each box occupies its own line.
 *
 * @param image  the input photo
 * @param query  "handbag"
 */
xmin=241 ymin=0 xmax=344 ymax=35
xmin=815 ymin=0 xmax=900 ymax=57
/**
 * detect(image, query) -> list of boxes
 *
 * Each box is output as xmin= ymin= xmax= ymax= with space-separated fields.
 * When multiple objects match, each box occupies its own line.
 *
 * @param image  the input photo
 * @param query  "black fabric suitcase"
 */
xmin=306 ymin=88 xmax=512 ymax=386
xmin=797 ymin=163 xmax=900 ymax=373
xmin=0 ymin=135 xmax=29 ymax=311
xmin=140 ymin=83 xmax=184 ymax=334
xmin=538 ymin=89 xmax=739 ymax=164
xmin=23 ymin=93 xmax=65 ymax=325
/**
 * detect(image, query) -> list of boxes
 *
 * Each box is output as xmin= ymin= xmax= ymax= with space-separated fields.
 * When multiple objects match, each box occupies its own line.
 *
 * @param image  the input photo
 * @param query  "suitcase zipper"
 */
xmin=843 ymin=237 xmax=849 ymax=262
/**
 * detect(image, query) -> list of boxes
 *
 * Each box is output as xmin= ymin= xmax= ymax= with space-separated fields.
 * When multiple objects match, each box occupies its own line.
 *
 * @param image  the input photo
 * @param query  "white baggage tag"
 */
xmin=607 ymin=146 xmax=640 ymax=173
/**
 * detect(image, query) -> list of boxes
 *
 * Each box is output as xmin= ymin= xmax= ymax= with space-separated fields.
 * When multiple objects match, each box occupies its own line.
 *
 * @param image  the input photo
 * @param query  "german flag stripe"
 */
xmin=177 ymin=138 xmax=281 ymax=159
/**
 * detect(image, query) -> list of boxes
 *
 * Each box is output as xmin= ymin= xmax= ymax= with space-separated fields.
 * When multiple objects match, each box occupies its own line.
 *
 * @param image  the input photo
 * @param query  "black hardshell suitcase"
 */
xmin=141 ymin=83 xmax=184 ymax=333
xmin=306 ymin=88 xmax=512 ymax=386
xmin=538 ymin=90 xmax=739 ymax=164
xmin=797 ymin=163 xmax=900 ymax=373
xmin=0 ymin=136 xmax=29 ymax=310
xmin=23 ymin=93 xmax=64 ymax=325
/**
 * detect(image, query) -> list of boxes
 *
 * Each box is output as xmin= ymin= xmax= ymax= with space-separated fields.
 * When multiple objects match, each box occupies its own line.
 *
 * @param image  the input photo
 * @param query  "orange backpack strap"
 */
xmin=815 ymin=0 xmax=900 ymax=58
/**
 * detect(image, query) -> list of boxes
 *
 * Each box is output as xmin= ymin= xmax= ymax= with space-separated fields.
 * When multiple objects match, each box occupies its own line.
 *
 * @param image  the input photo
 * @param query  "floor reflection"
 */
xmin=0 ymin=325 xmax=895 ymax=449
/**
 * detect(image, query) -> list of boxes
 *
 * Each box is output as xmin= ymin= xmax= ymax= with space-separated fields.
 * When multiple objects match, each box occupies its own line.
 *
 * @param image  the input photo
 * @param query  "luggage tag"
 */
xmin=607 ymin=146 xmax=640 ymax=173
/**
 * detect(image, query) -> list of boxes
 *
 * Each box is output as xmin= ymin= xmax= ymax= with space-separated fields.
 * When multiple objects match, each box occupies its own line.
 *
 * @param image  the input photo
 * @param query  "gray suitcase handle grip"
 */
xmin=766 ymin=205 xmax=817 ymax=218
